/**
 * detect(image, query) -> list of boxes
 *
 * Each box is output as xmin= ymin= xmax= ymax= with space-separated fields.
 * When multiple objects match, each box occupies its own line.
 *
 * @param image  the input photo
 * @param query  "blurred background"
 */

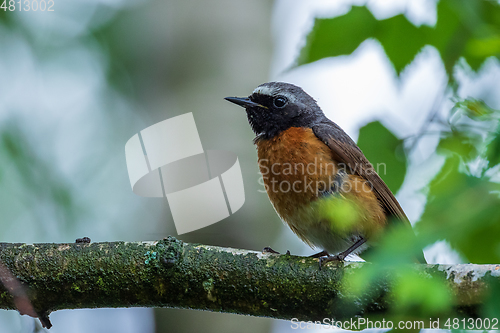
xmin=0 ymin=0 xmax=499 ymax=332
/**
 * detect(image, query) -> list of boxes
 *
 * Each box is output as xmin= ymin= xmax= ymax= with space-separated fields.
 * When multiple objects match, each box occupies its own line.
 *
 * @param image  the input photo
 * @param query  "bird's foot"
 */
xmin=318 ymin=237 xmax=367 ymax=269
xmin=262 ymin=247 xmax=291 ymax=255
xmin=318 ymin=253 xmax=346 ymax=270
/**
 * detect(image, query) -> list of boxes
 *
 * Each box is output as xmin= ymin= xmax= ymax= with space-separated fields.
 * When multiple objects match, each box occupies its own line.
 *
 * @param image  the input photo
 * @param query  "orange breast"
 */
xmin=256 ymin=127 xmax=386 ymax=251
xmin=256 ymin=127 xmax=337 ymax=220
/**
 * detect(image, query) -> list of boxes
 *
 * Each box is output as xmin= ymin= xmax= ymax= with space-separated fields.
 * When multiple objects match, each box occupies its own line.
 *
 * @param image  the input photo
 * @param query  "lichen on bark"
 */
xmin=0 ymin=236 xmax=497 ymax=329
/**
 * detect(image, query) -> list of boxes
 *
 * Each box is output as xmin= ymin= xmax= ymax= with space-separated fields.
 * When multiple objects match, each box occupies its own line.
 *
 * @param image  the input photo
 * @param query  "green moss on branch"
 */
xmin=0 ymin=237 xmax=497 ymax=329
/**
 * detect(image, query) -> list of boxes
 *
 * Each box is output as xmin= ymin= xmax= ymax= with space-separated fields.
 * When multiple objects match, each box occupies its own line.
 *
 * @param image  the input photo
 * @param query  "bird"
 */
xmin=225 ymin=82 xmax=426 ymax=266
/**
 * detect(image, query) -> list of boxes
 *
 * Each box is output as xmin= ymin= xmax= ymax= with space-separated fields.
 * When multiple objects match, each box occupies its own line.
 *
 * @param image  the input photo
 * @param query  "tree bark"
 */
xmin=0 ymin=236 xmax=497 ymax=329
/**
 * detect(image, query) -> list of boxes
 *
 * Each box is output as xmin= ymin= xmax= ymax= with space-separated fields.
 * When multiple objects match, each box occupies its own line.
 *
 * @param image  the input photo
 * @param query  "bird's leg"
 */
xmin=309 ymin=250 xmax=329 ymax=258
xmin=318 ymin=237 xmax=367 ymax=269
xmin=337 ymin=237 xmax=367 ymax=260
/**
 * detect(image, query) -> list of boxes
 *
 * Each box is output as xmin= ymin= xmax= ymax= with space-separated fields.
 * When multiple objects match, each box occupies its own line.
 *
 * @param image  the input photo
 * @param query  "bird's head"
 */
xmin=225 ymin=82 xmax=325 ymax=139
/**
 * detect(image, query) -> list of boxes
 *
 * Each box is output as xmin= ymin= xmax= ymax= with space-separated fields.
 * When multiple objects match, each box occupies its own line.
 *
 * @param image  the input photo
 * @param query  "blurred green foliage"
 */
xmin=343 ymin=100 xmax=500 ymax=323
xmin=298 ymin=0 xmax=500 ymax=81
xmin=488 ymin=131 xmax=500 ymax=167
xmin=358 ymin=121 xmax=407 ymax=194
xmin=297 ymin=0 xmax=500 ymax=324
xmin=0 ymin=123 xmax=80 ymax=231
xmin=419 ymin=100 xmax=500 ymax=264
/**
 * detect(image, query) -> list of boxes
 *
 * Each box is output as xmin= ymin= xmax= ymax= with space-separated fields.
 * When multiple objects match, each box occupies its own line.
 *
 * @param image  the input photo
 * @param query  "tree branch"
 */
xmin=0 ymin=236 xmax=497 ymax=329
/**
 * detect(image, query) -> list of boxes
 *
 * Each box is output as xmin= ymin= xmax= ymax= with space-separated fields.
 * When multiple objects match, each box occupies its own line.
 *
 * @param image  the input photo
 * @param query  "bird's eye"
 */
xmin=273 ymin=96 xmax=288 ymax=108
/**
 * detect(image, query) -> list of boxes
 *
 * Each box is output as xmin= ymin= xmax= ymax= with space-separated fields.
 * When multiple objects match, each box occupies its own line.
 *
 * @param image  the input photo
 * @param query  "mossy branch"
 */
xmin=0 ymin=236 xmax=498 ymax=329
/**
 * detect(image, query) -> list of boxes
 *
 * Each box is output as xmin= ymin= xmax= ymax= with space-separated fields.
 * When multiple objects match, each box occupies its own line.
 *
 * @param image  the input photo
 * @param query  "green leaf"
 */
xmin=450 ymin=98 xmax=500 ymax=167
xmin=455 ymin=98 xmax=496 ymax=119
xmin=419 ymin=157 xmax=500 ymax=263
xmin=357 ymin=121 xmax=407 ymax=194
xmin=437 ymin=130 xmax=480 ymax=161
xmin=298 ymin=0 xmax=500 ymax=80
xmin=487 ymin=130 xmax=500 ymax=167
xmin=392 ymin=271 xmax=452 ymax=315
xmin=345 ymin=226 xmax=453 ymax=316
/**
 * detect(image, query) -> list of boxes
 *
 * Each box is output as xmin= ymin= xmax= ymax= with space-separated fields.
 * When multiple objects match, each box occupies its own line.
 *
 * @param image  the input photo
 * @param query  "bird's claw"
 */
xmin=262 ymin=247 xmax=291 ymax=255
xmin=262 ymin=247 xmax=280 ymax=254
xmin=318 ymin=254 xmax=345 ymax=270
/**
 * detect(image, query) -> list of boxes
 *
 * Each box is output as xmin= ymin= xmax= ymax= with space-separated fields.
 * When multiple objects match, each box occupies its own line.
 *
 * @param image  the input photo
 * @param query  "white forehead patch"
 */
xmin=252 ymin=85 xmax=276 ymax=96
xmin=252 ymin=85 xmax=297 ymax=103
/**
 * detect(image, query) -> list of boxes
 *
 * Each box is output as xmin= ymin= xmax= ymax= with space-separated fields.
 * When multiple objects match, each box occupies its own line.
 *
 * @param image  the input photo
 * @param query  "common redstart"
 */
xmin=225 ymin=82 xmax=426 ymax=265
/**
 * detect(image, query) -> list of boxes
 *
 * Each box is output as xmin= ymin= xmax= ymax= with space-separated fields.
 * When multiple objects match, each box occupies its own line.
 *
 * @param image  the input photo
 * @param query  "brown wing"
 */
xmin=312 ymin=122 xmax=408 ymax=223
xmin=312 ymin=121 xmax=426 ymax=263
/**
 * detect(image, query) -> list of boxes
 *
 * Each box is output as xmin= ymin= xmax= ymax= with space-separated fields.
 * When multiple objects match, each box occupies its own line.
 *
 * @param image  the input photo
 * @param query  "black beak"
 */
xmin=224 ymin=97 xmax=265 ymax=109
